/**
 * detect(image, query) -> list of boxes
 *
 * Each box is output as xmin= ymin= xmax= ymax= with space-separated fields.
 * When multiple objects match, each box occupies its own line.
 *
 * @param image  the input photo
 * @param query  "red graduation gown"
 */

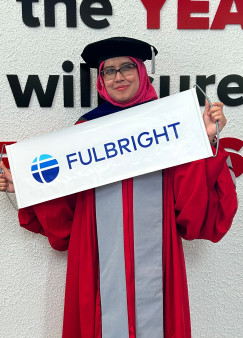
xmin=18 ymin=145 xmax=237 ymax=338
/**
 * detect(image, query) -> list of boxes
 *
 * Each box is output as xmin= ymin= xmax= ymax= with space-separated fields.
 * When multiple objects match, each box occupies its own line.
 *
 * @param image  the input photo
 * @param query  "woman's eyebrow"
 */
xmin=103 ymin=62 xmax=133 ymax=70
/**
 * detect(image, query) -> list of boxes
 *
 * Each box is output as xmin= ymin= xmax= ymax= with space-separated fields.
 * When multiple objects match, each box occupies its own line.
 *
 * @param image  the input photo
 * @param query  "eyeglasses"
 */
xmin=100 ymin=63 xmax=137 ymax=80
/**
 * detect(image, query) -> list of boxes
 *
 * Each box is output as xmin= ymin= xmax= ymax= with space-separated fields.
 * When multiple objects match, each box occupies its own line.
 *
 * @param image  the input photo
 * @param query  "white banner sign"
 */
xmin=7 ymin=89 xmax=212 ymax=209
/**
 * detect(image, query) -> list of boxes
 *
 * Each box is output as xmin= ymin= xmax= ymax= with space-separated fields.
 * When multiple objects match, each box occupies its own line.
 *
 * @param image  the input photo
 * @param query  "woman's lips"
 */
xmin=116 ymin=86 xmax=129 ymax=91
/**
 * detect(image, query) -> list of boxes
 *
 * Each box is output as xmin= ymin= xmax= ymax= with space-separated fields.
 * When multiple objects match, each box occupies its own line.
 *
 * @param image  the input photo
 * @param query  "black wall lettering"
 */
xmin=63 ymin=76 xmax=74 ymax=107
xmin=6 ymin=69 xmax=243 ymax=108
xmin=217 ymin=74 xmax=243 ymax=106
xmin=44 ymin=0 xmax=77 ymax=27
xmin=17 ymin=0 xmax=40 ymax=27
xmin=80 ymin=64 xmax=91 ymax=107
xmin=180 ymin=76 xmax=190 ymax=92
xmin=62 ymin=60 xmax=74 ymax=73
xmin=7 ymin=75 xmax=59 ymax=107
xmin=80 ymin=0 xmax=112 ymax=29
xmin=160 ymin=76 xmax=170 ymax=98
xmin=63 ymin=61 xmax=74 ymax=107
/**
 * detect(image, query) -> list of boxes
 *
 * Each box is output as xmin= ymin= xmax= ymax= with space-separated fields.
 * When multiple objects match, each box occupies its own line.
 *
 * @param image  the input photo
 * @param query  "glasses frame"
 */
xmin=100 ymin=63 xmax=137 ymax=80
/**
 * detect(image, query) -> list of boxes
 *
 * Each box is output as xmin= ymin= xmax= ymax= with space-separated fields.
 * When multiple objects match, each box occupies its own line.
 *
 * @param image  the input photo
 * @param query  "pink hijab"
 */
xmin=97 ymin=57 xmax=158 ymax=108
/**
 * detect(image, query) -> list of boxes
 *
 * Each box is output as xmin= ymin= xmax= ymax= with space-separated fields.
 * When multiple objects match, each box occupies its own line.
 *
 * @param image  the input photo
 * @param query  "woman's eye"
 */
xmin=105 ymin=68 xmax=116 ymax=75
xmin=122 ymin=64 xmax=133 ymax=71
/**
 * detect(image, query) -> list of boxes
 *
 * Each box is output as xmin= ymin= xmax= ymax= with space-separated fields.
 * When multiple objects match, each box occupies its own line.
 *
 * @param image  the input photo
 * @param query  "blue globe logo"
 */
xmin=31 ymin=154 xmax=59 ymax=183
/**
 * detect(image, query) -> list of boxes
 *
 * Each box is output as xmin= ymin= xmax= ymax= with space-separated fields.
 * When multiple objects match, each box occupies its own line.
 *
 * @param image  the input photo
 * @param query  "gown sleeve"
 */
xmin=173 ymin=145 xmax=238 ymax=242
xmin=18 ymin=194 xmax=77 ymax=251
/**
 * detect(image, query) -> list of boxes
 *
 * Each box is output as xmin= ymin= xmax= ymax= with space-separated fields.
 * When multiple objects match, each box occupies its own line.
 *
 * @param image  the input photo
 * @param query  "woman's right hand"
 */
xmin=0 ymin=161 xmax=15 ymax=193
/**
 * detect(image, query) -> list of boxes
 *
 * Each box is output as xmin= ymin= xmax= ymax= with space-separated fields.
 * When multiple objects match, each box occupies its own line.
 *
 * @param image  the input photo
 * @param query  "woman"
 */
xmin=0 ymin=37 xmax=237 ymax=338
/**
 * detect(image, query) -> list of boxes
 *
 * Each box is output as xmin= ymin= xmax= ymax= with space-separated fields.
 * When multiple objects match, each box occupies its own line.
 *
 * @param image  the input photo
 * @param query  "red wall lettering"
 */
xmin=221 ymin=137 xmax=243 ymax=178
xmin=141 ymin=0 xmax=166 ymax=29
xmin=178 ymin=0 xmax=209 ymax=29
xmin=211 ymin=0 xmax=243 ymax=29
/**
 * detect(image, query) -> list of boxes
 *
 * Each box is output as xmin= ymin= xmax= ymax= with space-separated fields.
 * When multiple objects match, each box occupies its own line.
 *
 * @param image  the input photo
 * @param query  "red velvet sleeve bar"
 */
xmin=173 ymin=145 xmax=238 ymax=242
xmin=18 ymin=194 xmax=77 ymax=251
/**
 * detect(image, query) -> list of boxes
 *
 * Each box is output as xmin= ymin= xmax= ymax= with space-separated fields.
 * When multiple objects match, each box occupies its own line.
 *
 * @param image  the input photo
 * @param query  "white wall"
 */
xmin=0 ymin=1 xmax=242 ymax=337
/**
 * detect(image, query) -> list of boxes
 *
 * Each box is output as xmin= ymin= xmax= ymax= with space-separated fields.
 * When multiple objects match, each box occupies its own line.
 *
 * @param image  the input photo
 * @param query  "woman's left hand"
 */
xmin=203 ymin=100 xmax=226 ymax=142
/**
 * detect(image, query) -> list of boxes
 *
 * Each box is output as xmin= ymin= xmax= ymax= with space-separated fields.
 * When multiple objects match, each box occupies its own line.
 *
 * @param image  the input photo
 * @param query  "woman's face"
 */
xmin=102 ymin=57 xmax=140 ymax=102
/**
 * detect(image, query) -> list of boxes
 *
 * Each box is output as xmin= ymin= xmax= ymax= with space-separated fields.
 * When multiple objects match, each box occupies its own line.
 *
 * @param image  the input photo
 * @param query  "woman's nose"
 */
xmin=114 ymin=70 xmax=125 ymax=81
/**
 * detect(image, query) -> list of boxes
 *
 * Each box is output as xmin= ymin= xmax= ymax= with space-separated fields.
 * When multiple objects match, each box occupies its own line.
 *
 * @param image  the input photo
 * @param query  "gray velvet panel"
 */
xmin=133 ymin=171 xmax=164 ymax=338
xmin=95 ymin=182 xmax=129 ymax=338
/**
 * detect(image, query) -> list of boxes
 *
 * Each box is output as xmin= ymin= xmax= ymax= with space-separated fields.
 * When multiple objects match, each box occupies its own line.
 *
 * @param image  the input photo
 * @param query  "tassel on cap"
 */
xmin=151 ymin=46 xmax=155 ymax=74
